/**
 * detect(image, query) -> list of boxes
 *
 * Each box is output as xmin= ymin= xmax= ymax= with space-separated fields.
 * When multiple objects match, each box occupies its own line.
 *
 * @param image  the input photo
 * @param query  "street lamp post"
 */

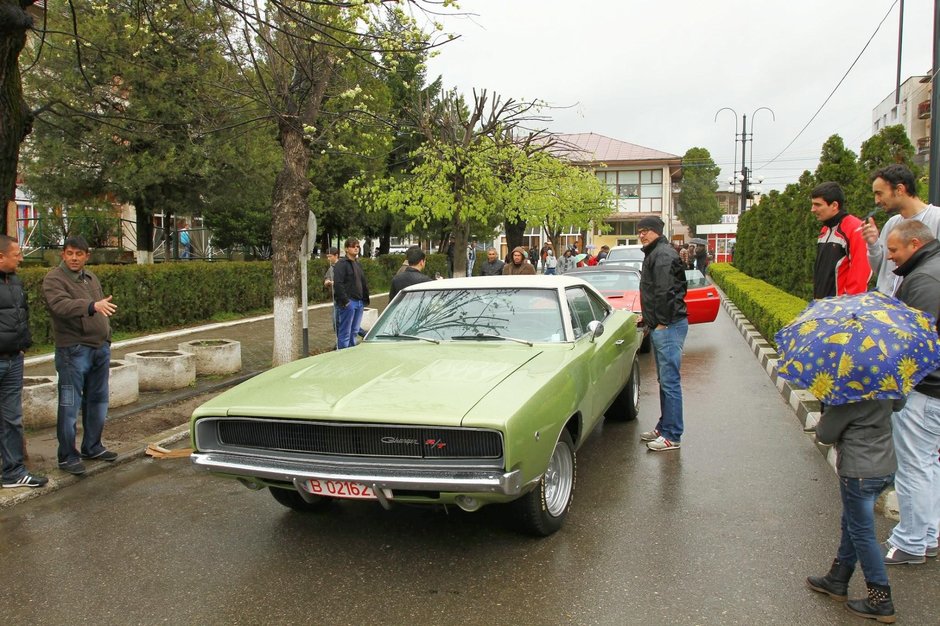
xmin=715 ymin=107 xmax=774 ymax=214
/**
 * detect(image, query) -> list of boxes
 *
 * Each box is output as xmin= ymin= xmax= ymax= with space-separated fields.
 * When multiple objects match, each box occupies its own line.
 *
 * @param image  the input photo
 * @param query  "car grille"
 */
xmin=214 ymin=419 xmax=502 ymax=459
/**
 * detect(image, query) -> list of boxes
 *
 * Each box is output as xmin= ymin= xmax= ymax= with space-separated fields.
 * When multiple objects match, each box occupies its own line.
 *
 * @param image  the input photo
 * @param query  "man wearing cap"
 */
xmin=636 ymin=216 xmax=688 ymax=452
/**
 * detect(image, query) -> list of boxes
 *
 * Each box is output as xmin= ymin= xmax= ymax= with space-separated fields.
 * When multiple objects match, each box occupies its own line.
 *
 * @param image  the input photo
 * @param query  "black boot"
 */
xmin=845 ymin=583 xmax=895 ymax=623
xmin=806 ymin=558 xmax=854 ymax=601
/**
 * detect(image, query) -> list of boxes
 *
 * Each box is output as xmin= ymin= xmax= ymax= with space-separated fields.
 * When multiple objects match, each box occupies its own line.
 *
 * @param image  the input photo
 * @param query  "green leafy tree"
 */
xmin=859 ymin=125 xmax=926 ymax=201
xmin=0 ymin=0 xmax=36 ymax=223
xmin=676 ymin=147 xmax=722 ymax=233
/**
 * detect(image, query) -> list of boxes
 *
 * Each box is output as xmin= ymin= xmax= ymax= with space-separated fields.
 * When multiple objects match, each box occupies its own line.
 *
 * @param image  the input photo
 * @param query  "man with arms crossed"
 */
xmin=881 ymin=220 xmax=940 ymax=565
xmin=42 ymin=236 xmax=118 ymax=475
xmin=636 ymin=216 xmax=688 ymax=452
xmin=862 ymin=164 xmax=940 ymax=294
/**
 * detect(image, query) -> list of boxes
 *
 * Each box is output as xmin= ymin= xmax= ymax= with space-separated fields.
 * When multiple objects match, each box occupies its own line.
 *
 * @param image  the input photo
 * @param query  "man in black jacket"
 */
xmin=0 ymin=235 xmax=47 ymax=488
xmin=637 ymin=217 xmax=688 ymax=452
xmin=881 ymin=220 xmax=940 ymax=566
xmin=332 ymin=238 xmax=370 ymax=349
xmin=389 ymin=247 xmax=433 ymax=301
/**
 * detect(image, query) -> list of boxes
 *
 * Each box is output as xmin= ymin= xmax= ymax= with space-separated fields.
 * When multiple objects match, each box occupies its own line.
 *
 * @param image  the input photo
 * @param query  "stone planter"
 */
xmin=360 ymin=307 xmax=379 ymax=332
xmin=125 ymin=350 xmax=196 ymax=391
xmin=177 ymin=339 xmax=241 ymax=376
xmin=23 ymin=376 xmax=58 ymax=430
xmin=109 ymin=359 xmax=139 ymax=407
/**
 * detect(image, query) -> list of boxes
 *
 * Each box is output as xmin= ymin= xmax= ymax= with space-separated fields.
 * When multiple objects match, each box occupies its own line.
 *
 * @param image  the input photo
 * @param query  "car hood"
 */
xmin=601 ymin=290 xmax=640 ymax=312
xmin=194 ymin=343 xmax=545 ymax=426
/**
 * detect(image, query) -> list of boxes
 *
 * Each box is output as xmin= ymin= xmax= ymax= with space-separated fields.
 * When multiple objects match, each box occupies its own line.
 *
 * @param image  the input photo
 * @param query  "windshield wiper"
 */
xmin=374 ymin=333 xmax=440 ymax=344
xmin=453 ymin=333 xmax=533 ymax=347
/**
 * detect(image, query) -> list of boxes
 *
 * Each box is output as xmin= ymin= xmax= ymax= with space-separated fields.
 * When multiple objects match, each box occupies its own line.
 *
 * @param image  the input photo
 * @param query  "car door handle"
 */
xmin=615 ymin=339 xmax=625 ymax=345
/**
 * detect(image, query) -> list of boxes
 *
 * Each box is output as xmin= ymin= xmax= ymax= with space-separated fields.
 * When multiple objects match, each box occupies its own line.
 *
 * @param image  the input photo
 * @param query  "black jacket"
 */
xmin=0 ymin=271 xmax=31 ymax=354
xmin=389 ymin=267 xmax=432 ymax=301
xmin=332 ymin=256 xmax=370 ymax=308
xmin=640 ymin=236 xmax=687 ymax=328
xmin=893 ymin=238 xmax=940 ymax=398
xmin=815 ymin=398 xmax=900 ymax=478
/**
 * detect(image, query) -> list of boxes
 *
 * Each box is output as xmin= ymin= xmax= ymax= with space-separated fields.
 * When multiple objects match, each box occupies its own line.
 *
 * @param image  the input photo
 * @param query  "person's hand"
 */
xmin=94 ymin=295 xmax=117 ymax=317
xmin=861 ymin=217 xmax=880 ymax=245
xmin=324 ymin=279 xmax=333 ymax=287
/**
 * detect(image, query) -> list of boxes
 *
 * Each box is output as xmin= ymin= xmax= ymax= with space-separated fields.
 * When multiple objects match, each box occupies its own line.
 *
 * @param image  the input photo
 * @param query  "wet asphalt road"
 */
xmin=1 ymin=305 xmax=937 ymax=625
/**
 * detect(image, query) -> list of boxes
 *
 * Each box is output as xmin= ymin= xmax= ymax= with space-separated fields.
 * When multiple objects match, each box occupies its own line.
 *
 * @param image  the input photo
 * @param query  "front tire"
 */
xmin=607 ymin=355 xmax=640 ymax=422
xmin=269 ymin=486 xmax=334 ymax=512
xmin=512 ymin=429 xmax=576 ymax=536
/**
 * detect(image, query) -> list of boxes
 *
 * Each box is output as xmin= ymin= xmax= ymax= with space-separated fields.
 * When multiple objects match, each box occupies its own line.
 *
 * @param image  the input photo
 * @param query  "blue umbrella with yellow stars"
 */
xmin=774 ymin=291 xmax=940 ymax=405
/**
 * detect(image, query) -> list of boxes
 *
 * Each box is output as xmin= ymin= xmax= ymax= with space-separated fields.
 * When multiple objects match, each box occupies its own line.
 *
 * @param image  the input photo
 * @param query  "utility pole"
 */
xmin=929 ymin=0 xmax=940 ymax=205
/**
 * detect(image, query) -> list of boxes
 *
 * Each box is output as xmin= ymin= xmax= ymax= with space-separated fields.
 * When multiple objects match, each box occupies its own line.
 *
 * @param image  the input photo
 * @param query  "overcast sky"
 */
xmin=422 ymin=0 xmax=935 ymax=193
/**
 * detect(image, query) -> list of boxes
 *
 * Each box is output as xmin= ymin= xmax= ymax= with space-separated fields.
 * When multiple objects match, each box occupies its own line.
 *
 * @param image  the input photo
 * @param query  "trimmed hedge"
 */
xmin=19 ymin=254 xmax=432 ymax=346
xmin=709 ymin=263 xmax=809 ymax=347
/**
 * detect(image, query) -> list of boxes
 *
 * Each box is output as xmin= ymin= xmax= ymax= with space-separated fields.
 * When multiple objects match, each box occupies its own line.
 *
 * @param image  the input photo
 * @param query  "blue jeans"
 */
xmin=650 ymin=317 xmax=688 ymax=442
xmin=55 ymin=344 xmax=111 ymax=464
xmin=837 ymin=474 xmax=894 ymax=586
xmin=0 ymin=354 xmax=27 ymax=482
xmin=887 ymin=390 xmax=940 ymax=555
xmin=336 ymin=300 xmax=364 ymax=349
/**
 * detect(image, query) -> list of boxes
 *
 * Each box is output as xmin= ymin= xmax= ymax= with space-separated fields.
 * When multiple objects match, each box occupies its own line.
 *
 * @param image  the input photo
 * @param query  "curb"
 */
xmin=0 ymin=372 xmax=258 ymax=510
xmin=719 ymin=292 xmax=900 ymax=520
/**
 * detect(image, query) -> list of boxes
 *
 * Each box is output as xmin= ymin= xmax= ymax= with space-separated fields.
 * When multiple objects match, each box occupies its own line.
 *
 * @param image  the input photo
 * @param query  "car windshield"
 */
xmin=369 ymin=287 xmax=566 ymax=343
xmin=571 ymin=271 xmax=640 ymax=292
xmin=600 ymin=259 xmax=643 ymax=271
xmin=685 ymin=269 xmax=709 ymax=288
xmin=605 ymin=247 xmax=644 ymax=262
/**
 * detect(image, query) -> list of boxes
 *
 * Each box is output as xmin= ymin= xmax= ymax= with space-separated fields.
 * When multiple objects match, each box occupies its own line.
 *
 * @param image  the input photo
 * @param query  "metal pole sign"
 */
xmin=300 ymin=211 xmax=317 ymax=357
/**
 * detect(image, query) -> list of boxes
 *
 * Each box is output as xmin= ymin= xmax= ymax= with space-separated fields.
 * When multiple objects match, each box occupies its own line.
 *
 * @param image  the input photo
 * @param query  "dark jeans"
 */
xmin=55 ymin=344 xmax=111 ymax=464
xmin=837 ymin=474 xmax=894 ymax=586
xmin=0 ymin=354 xmax=26 ymax=482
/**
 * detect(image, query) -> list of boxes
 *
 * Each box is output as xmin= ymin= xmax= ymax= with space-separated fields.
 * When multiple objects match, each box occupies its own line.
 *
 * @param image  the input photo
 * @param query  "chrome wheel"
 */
xmin=543 ymin=437 xmax=575 ymax=517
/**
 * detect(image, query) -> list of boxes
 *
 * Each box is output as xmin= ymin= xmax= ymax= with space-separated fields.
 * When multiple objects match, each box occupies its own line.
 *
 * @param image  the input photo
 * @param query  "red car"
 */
xmin=567 ymin=266 xmax=720 ymax=351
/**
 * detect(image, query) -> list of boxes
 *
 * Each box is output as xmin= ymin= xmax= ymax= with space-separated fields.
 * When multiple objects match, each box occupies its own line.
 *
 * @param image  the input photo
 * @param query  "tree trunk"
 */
xmin=270 ymin=123 xmax=312 ymax=366
xmin=505 ymin=217 xmax=526 ymax=254
xmin=451 ymin=218 xmax=468 ymax=277
xmin=0 ymin=1 xmax=34 ymax=230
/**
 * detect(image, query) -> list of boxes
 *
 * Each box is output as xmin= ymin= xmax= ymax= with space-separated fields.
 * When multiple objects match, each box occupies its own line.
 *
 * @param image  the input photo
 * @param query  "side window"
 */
xmin=586 ymin=290 xmax=611 ymax=321
xmin=565 ymin=287 xmax=596 ymax=339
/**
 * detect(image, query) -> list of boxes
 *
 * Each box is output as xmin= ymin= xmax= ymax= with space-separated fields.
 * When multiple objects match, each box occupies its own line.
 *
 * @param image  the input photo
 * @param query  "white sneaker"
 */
xmin=639 ymin=429 xmax=660 ymax=442
xmin=646 ymin=436 xmax=680 ymax=452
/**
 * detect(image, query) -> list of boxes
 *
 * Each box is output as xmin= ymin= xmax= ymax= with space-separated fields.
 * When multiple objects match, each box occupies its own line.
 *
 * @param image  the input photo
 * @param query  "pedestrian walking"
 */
xmin=0 ymin=235 xmax=48 ymax=489
xmin=42 ymin=235 xmax=119 ymax=476
xmin=810 ymin=181 xmax=871 ymax=299
xmin=881 ymin=220 xmax=940 ymax=566
xmin=323 ymin=247 xmax=340 ymax=349
xmin=636 ymin=216 xmax=688 ymax=452
xmin=479 ymin=248 xmax=505 ymax=276
xmin=502 ymin=247 xmax=536 ymax=275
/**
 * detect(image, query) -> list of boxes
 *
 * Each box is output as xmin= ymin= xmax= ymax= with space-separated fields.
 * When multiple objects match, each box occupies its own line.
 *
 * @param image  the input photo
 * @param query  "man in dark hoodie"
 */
xmin=881 ymin=220 xmax=940 ymax=567
xmin=636 ymin=216 xmax=688 ymax=452
xmin=810 ymin=182 xmax=871 ymax=299
xmin=0 ymin=236 xmax=48 ymax=489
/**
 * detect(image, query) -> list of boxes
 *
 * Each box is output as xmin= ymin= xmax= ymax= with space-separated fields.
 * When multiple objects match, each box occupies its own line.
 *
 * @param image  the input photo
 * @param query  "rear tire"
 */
xmin=607 ymin=356 xmax=640 ymax=422
xmin=512 ymin=430 xmax=576 ymax=536
xmin=269 ymin=486 xmax=333 ymax=512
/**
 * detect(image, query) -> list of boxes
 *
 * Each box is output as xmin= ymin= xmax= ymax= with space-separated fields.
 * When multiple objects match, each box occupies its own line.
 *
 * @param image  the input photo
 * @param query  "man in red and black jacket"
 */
xmin=811 ymin=182 xmax=871 ymax=299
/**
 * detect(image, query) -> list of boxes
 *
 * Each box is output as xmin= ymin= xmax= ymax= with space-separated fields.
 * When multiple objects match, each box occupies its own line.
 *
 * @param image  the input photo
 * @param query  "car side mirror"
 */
xmin=587 ymin=320 xmax=605 ymax=342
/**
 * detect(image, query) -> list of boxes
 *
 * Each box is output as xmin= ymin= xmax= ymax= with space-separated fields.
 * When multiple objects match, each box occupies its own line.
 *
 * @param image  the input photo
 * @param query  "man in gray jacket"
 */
xmin=42 ymin=236 xmax=118 ymax=475
xmin=881 ymin=220 xmax=940 ymax=566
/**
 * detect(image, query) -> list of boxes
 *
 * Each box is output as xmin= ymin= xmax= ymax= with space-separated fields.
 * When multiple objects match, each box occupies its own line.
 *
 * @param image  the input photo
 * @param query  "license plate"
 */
xmin=304 ymin=479 xmax=389 ymax=500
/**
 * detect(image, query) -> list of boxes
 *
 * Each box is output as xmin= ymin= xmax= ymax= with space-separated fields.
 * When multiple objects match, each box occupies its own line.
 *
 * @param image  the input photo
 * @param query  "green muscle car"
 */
xmin=190 ymin=275 xmax=642 ymax=536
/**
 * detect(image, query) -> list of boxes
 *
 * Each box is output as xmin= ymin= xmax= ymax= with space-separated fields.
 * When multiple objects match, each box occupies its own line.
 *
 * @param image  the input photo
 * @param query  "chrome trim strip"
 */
xmin=192 ymin=451 xmax=523 ymax=496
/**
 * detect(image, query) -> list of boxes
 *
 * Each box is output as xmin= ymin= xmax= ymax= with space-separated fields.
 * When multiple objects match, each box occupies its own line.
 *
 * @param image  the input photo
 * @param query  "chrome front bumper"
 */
xmin=191 ymin=451 xmax=523 ymax=496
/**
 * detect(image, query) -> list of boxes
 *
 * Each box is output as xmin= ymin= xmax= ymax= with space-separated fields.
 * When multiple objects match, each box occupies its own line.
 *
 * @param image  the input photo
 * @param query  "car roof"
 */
xmin=568 ymin=266 xmax=640 ymax=275
xmin=403 ymin=275 xmax=592 ymax=291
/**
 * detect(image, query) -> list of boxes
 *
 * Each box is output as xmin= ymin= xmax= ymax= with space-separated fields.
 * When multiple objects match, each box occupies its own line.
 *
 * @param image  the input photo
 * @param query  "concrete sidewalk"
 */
xmin=1 ymin=295 xmax=387 ymax=508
